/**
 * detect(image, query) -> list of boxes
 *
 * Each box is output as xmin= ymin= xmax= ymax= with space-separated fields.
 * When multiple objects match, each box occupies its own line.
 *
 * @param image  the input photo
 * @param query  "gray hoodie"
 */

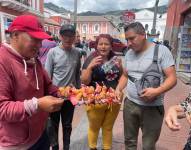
xmin=45 ymin=46 xmax=81 ymax=88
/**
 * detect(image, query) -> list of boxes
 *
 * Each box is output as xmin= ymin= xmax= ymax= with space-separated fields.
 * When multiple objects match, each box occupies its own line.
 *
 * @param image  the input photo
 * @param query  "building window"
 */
xmin=27 ymin=0 xmax=32 ymax=7
xmin=49 ymin=27 xmax=54 ymax=34
xmin=44 ymin=26 xmax=48 ymax=31
xmin=54 ymin=28 xmax=58 ymax=36
xmin=82 ymin=24 xmax=88 ymax=34
xmin=144 ymin=13 xmax=149 ymax=17
xmin=94 ymin=24 xmax=100 ymax=34
xmin=4 ymin=18 xmax=13 ymax=30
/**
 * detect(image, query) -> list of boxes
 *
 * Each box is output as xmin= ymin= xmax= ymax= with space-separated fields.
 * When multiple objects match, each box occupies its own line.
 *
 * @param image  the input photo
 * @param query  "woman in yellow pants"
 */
xmin=81 ymin=34 xmax=123 ymax=150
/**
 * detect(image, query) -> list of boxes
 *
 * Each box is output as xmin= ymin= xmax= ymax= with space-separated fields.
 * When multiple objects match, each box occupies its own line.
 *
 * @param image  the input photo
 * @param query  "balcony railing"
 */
xmin=0 ymin=0 xmax=29 ymax=12
xmin=15 ymin=0 xmax=30 ymax=6
xmin=0 ymin=0 xmax=43 ymax=17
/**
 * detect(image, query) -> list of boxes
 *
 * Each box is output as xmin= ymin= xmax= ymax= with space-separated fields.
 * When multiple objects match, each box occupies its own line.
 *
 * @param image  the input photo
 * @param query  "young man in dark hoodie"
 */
xmin=0 ymin=15 xmax=64 ymax=150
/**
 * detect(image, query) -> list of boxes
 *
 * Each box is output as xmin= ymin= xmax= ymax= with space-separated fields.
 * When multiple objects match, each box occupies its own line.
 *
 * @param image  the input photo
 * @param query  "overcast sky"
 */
xmin=44 ymin=0 xmax=168 ymax=13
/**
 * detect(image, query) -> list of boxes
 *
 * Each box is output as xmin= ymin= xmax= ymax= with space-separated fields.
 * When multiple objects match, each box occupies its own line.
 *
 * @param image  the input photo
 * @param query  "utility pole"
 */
xmin=74 ymin=0 xmax=77 ymax=29
xmin=151 ymin=0 xmax=159 ymax=35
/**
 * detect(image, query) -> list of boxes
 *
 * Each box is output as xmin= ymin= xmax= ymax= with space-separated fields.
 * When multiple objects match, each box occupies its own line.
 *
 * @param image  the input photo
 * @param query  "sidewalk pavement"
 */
xmin=57 ymin=79 xmax=190 ymax=150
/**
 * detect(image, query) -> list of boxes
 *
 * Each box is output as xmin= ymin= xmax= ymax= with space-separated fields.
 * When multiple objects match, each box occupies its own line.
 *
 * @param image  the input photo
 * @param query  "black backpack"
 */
xmin=128 ymin=44 xmax=161 ymax=96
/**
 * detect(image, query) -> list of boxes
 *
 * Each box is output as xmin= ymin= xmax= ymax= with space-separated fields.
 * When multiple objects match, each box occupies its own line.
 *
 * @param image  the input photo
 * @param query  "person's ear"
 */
xmin=140 ymin=34 xmax=146 ymax=40
xmin=58 ymin=34 xmax=63 ymax=41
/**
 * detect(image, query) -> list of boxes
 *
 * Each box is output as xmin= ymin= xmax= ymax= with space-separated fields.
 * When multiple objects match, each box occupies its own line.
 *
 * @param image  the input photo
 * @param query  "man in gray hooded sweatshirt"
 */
xmin=45 ymin=24 xmax=81 ymax=150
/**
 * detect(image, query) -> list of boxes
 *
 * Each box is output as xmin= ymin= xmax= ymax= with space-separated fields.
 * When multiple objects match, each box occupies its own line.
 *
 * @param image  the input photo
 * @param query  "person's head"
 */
xmin=95 ymin=34 xmax=113 ymax=58
xmin=124 ymin=22 xmax=146 ymax=52
xmin=45 ymin=31 xmax=54 ymax=41
xmin=59 ymin=24 xmax=76 ymax=50
xmin=75 ymin=31 xmax=81 ymax=44
xmin=82 ymin=37 xmax=86 ymax=41
xmin=46 ymin=31 xmax=52 ymax=36
xmin=163 ymin=40 xmax=169 ymax=46
xmin=7 ymin=15 xmax=51 ymax=59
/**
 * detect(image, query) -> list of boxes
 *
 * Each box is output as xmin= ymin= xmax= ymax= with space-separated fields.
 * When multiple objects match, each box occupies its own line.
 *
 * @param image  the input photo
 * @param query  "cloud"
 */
xmin=44 ymin=0 xmax=168 ymax=13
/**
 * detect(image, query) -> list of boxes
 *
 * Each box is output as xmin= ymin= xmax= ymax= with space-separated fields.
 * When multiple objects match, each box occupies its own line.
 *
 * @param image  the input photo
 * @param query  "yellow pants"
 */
xmin=86 ymin=104 xmax=121 ymax=149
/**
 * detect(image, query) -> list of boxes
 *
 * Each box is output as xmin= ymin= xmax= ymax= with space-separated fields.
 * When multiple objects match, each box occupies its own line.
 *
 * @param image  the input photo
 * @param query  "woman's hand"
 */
xmin=87 ymin=56 xmax=103 ymax=70
xmin=115 ymin=88 xmax=123 ymax=102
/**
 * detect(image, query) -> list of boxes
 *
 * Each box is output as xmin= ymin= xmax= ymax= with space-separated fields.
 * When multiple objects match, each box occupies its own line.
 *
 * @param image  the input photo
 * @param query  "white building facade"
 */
xmin=135 ymin=9 xmax=167 ymax=41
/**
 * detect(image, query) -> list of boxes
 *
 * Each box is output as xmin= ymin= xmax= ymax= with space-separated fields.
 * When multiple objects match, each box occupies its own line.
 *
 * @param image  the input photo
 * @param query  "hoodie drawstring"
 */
xmin=34 ymin=64 xmax=39 ymax=90
xmin=23 ymin=59 xmax=39 ymax=90
xmin=23 ymin=59 xmax=28 ymax=76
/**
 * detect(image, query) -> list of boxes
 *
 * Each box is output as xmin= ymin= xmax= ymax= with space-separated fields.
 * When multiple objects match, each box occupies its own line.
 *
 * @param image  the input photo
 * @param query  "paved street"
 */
xmin=55 ymin=79 xmax=191 ymax=150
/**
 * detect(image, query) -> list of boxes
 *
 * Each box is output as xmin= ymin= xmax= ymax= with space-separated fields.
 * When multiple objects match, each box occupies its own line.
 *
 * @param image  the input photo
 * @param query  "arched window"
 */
xmin=82 ymin=24 xmax=88 ymax=34
xmin=94 ymin=24 xmax=100 ymax=33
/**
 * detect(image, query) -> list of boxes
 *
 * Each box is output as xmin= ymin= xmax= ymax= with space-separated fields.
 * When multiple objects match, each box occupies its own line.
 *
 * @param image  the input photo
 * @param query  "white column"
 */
xmin=106 ymin=22 xmax=108 ymax=34
xmin=0 ymin=13 xmax=5 ymax=42
xmin=100 ymin=22 xmax=103 ymax=33
xmin=36 ymin=0 xmax=40 ymax=11
xmin=32 ymin=0 xmax=35 ymax=10
xmin=87 ymin=23 xmax=89 ymax=34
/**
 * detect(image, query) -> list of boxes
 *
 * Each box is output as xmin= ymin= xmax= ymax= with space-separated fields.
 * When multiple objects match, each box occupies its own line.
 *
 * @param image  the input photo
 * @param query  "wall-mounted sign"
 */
xmin=120 ymin=11 xmax=135 ymax=24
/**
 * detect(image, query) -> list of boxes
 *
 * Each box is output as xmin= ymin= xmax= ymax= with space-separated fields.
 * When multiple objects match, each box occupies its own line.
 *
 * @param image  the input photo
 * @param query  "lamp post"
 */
xmin=151 ymin=0 xmax=159 ymax=35
xmin=147 ymin=0 xmax=160 ymax=41
xmin=74 ymin=0 xmax=77 ymax=29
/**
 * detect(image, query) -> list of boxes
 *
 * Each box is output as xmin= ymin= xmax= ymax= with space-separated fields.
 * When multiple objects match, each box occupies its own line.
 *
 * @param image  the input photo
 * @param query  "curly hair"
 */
xmin=95 ymin=34 xmax=113 ymax=48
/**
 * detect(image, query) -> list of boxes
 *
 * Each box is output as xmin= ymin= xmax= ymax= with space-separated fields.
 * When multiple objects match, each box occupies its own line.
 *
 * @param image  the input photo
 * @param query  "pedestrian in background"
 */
xmin=163 ymin=40 xmax=172 ymax=51
xmin=38 ymin=31 xmax=57 ymax=67
xmin=74 ymin=31 xmax=87 ymax=61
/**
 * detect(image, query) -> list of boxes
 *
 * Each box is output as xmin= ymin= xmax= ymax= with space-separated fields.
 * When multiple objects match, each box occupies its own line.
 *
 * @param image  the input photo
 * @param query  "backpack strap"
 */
xmin=153 ymin=44 xmax=159 ymax=63
xmin=128 ymin=75 xmax=137 ymax=83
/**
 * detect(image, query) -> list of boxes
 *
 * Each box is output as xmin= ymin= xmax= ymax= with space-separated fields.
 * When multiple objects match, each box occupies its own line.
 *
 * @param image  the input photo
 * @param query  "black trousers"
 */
xmin=28 ymin=131 xmax=50 ymax=150
xmin=50 ymin=101 xmax=75 ymax=150
xmin=184 ymin=135 xmax=191 ymax=150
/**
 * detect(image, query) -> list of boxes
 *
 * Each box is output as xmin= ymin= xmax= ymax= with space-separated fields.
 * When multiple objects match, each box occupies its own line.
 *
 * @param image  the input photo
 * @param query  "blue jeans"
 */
xmin=28 ymin=131 xmax=50 ymax=150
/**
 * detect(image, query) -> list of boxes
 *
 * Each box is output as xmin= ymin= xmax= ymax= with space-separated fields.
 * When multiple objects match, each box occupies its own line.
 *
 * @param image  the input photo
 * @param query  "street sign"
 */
xmin=121 ymin=11 xmax=135 ymax=24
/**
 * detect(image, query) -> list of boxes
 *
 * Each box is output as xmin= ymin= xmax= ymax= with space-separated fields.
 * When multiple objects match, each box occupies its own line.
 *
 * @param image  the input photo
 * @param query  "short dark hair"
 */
xmin=59 ymin=24 xmax=76 ymax=35
xmin=124 ymin=22 xmax=145 ymax=35
xmin=46 ymin=31 xmax=52 ymax=36
xmin=163 ymin=40 xmax=169 ymax=45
